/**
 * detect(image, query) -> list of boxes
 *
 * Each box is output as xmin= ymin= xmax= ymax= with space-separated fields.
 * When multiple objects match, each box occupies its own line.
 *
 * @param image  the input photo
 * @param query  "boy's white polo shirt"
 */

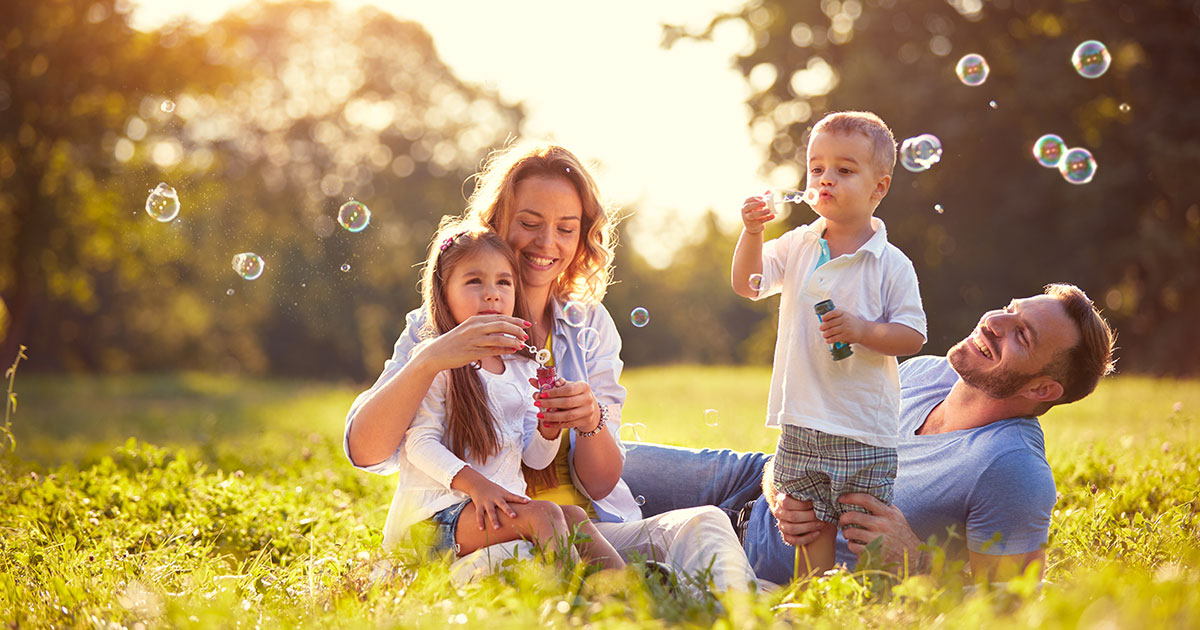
xmin=754 ymin=216 xmax=926 ymax=448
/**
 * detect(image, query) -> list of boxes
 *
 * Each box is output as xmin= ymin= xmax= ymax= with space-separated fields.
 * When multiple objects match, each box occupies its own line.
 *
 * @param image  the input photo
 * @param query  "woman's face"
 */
xmin=505 ymin=174 xmax=583 ymax=296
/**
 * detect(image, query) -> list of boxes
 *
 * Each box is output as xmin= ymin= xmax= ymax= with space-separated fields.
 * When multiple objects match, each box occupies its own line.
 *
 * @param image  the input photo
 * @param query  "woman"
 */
xmin=344 ymin=143 xmax=756 ymax=591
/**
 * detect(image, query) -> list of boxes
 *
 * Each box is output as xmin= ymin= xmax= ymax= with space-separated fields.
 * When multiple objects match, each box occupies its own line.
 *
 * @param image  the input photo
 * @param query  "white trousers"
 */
xmin=444 ymin=505 xmax=757 ymax=592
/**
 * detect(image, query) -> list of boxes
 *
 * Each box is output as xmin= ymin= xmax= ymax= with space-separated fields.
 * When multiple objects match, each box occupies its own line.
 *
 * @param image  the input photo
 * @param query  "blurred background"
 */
xmin=2 ymin=0 xmax=1198 ymax=382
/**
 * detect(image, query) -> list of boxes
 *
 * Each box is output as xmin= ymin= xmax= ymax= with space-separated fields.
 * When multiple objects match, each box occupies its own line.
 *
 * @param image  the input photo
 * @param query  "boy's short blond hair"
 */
xmin=809 ymin=111 xmax=897 ymax=177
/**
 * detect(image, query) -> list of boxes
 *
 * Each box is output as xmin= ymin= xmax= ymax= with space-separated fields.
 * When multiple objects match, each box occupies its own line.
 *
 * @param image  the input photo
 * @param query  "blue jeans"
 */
xmin=621 ymin=443 xmax=797 ymax=584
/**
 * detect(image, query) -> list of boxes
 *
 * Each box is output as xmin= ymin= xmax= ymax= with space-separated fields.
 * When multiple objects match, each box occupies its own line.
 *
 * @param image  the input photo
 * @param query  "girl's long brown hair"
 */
xmin=419 ymin=227 xmax=532 ymax=464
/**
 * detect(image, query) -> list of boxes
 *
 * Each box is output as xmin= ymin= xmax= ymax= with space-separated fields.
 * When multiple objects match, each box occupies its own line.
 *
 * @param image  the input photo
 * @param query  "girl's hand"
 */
xmin=817 ymin=308 xmax=866 ymax=345
xmin=464 ymin=475 xmax=530 ymax=531
xmin=528 ymin=378 xmax=604 ymax=435
xmin=741 ymin=193 xmax=775 ymax=235
xmin=416 ymin=314 xmax=530 ymax=372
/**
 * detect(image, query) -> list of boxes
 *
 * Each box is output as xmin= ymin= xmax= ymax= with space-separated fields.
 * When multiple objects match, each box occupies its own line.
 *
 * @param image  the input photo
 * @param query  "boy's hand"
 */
xmin=740 ymin=194 xmax=775 ymax=235
xmin=818 ymin=308 xmax=867 ymax=345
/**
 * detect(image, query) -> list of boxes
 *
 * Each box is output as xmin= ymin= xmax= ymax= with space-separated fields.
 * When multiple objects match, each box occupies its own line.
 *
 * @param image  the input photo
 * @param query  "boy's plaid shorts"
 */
xmin=772 ymin=425 xmax=897 ymax=526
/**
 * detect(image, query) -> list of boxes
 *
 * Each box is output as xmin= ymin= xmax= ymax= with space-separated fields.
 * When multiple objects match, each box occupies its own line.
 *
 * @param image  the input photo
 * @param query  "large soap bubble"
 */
xmin=144 ymin=183 xmax=180 ymax=222
xmin=899 ymin=134 xmax=943 ymax=173
xmin=1059 ymin=147 xmax=1097 ymax=185
xmin=955 ymin=54 xmax=989 ymax=86
xmin=232 ymin=253 xmax=265 ymax=281
xmin=337 ymin=200 xmax=371 ymax=233
xmin=1072 ymin=40 xmax=1111 ymax=79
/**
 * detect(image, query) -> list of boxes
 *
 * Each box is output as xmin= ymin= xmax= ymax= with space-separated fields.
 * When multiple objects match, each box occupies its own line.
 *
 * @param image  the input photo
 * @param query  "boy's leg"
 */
xmin=560 ymin=504 xmax=625 ymax=570
xmin=773 ymin=426 xmax=840 ymax=578
xmin=455 ymin=500 xmax=570 ymax=558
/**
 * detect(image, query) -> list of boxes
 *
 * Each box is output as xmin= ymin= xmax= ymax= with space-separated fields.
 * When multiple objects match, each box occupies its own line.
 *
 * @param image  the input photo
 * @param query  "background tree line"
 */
xmin=2 ymin=0 xmax=1198 ymax=380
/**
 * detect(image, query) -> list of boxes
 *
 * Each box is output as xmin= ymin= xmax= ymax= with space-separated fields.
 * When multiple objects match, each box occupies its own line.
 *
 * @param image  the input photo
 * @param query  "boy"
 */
xmin=731 ymin=111 xmax=927 ymax=576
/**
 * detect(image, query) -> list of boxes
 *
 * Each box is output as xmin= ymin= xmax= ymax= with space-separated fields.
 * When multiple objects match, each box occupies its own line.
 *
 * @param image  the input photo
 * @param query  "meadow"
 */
xmin=3 ymin=365 xmax=1200 ymax=628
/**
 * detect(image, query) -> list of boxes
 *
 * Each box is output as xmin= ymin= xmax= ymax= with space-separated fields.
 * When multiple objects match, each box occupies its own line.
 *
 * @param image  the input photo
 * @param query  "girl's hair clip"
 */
xmin=439 ymin=231 xmax=468 ymax=252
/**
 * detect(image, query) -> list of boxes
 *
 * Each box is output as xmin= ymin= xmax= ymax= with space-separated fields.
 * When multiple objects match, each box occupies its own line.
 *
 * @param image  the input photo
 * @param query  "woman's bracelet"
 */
xmin=576 ymin=404 xmax=608 ymax=438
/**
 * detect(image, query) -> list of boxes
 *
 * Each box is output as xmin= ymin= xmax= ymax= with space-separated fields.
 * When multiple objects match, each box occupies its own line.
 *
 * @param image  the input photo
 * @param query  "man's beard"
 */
xmin=948 ymin=340 xmax=1038 ymax=399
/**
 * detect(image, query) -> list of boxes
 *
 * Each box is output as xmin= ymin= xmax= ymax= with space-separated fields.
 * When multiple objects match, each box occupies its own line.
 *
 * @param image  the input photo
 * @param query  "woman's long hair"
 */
xmin=419 ymin=227 xmax=532 ymax=463
xmin=464 ymin=142 xmax=620 ymax=305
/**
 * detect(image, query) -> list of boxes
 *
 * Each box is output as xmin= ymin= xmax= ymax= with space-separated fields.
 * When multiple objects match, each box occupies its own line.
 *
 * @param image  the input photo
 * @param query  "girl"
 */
xmin=396 ymin=227 xmax=624 ymax=569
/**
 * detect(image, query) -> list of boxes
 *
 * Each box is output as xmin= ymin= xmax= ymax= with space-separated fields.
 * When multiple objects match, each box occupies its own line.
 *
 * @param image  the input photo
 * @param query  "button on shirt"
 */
xmin=753 ymin=216 xmax=927 ymax=447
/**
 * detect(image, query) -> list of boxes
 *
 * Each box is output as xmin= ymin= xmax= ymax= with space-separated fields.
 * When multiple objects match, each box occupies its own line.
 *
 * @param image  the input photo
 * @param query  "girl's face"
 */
xmin=443 ymin=248 xmax=517 ymax=325
xmin=505 ymin=175 xmax=583 ymax=294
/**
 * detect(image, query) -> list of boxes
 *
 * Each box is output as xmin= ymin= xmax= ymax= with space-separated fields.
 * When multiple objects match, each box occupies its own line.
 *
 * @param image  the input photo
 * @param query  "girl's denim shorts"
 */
xmin=430 ymin=500 xmax=470 ymax=554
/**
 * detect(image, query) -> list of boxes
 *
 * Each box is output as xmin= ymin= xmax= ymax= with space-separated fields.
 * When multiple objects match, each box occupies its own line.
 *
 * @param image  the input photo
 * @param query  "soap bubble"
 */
xmin=748 ymin=274 xmax=764 ymax=292
xmin=619 ymin=422 xmax=646 ymax=451
xmin=934 ymin=204 xmax=944 ymax=214
xmin=144 ymin=183 xmax=180 ymax=222
xmin=899 ymin=134 xmax=943 ymax=172
xmin=232 ymin=253 xmax=265 ymax=281
xmin=160 ymin=99 xmax=175 ymax=113
xmin=577 ymin=327 xmax=601 ymax=353
xmin=1032 ymin=134 xmax=1066 ymax=168
xmin=563 ymin=301 xmax=587 ymax=327
xmin=630 ymin=307 xmax=650 ymax=328
xmin=340 ymin=263 xmax=351 ymax=272
xmin=1072 ymin=40 xmax=1111 ymax=79
xmin=1059 ymin=147 xmax=1097 ymax=185
xmin=337 ymin=200 xmax=371 ymax=233
xmin=763 ymin=188 xmax=818 ymax=213
xmin=704 ymin=409 xmax=719 ymax=427
xmin=988 ymin=100 xmax=998 ymax=109
xmin=955 ymin=54 xmax=989 ymax=86
xmin=1119 ymin=103 xmax=1131 ymax=113
xmin=226 ymin=289 xmax=234 ymax=296
xmin=635 ymin=495 xmax=646 ymax=506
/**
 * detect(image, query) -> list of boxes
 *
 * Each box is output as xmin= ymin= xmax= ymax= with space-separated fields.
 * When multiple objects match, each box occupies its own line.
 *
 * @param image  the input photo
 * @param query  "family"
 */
xmin=343 ymin=110 xmax=1117 ymax=591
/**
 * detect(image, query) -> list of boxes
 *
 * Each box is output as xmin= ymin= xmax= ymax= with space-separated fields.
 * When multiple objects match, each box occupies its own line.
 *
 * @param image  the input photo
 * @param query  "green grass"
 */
xmin=2 ymin=367 xmax=1200 ymax=628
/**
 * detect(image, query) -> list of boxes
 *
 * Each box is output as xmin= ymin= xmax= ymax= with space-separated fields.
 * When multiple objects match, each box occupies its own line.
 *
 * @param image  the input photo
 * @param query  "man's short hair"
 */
xmin=1039 ymin=283 xmax=1117 ymax=412
xmin=809 ymin=111 xmax=897 ymax=177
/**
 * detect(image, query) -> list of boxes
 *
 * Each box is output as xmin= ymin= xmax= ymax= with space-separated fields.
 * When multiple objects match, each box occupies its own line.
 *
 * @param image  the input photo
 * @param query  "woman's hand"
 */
xmin=414 ymin=314 xmax=530 ymax=372
xmin=529 ymin=378 xmax=603 ymax=434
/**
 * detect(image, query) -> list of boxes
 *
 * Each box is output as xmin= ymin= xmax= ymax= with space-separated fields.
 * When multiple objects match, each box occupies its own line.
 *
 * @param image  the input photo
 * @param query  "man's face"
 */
xmin=948 ymin=295 xmax=1080 ymax=398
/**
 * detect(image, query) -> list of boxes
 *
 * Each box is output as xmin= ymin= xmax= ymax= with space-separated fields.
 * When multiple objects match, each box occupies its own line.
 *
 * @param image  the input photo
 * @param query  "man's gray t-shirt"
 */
xmin=746 ymin=355 xmax=1057 ymax=579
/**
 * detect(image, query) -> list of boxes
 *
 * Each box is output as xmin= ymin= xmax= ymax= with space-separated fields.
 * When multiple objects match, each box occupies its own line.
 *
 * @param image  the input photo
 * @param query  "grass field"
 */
xmin=3 ymin=366 xmax=1200 ymax=628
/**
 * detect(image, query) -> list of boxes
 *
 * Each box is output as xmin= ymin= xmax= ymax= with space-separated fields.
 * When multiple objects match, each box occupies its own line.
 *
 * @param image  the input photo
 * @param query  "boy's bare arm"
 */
xmin=732 ymin=195 xmax=772 ymax=298
xmin=819 ymin=311 xmax=925 ymax=357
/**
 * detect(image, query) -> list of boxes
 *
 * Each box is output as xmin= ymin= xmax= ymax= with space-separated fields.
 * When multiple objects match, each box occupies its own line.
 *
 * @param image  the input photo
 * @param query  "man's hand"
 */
xmin=769 ymin=492 xmax=825 ymax=547
xmin=837 ymin=493 xmax=923 ymax=569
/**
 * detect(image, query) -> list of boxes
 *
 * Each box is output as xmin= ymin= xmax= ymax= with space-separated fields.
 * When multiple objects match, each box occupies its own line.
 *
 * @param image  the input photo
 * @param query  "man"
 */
xmin=623 ymin=283 xmax=1116 ymax=585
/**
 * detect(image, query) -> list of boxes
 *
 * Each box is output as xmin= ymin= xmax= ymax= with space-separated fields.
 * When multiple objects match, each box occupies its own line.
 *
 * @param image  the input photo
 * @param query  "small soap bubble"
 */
xmin=563 ymin=301 xmax=587 ymax=327
xmin=226 ymin=288 xmax=234 ymax=296
xmin=1072 ymin=40 xmax=1111 ymax=79
xmin=899 ymin=134 xmax=943 ymax=172
xmin=337 ymin=200 xmax=371 ymax=233
xmin=340 ymin=263 xmax=351 ymax=272
xmin=635 ymin=495 xmax=646 ymax=507
xmin=630 ymin=307 xmax=650 ymax=328
xmin=618 ymin=422 xmax=646 ymax=451
xmin=144 ymin=182 xmax=180 ymax=222
xmin=934 ymin=204 xmax=944 ymax=214
xmin=955 ymin=53 xmax=989 ymax=86
xmin=748 ymin=273 xmax=764 ymax=292
xmin=231 ymin=253 xmax=265 ymax=281
xmin=704 ymin=409 xmax=719 ymax=427
xmin=1119 ymin=103 xmax=1131 ymax=113
xmin=1032 ymin=134 xmax=1066 ymax=168
xmin=160 ymin=99 xmax=175 ymax=113
xmin=988 ymin=100 xmax=998 ymax=109
xmin=1059 ymin=147 xmax=1097 ymax=185
xmin=577 ymin=327 xmax=601 ymax=353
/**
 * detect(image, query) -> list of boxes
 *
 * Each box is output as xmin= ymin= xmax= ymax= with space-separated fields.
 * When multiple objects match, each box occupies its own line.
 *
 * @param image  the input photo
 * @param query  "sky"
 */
xmin=131 ymin=0 xmax=781 ymax=266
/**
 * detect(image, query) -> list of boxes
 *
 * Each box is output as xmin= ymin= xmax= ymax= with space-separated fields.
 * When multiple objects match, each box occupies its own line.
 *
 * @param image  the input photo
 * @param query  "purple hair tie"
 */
xmin=439 ymin=231 xmax=468 ymax=252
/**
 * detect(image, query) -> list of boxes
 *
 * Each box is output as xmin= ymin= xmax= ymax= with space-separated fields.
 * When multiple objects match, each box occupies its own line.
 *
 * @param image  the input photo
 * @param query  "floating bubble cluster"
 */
xmin=955 ymin=54 xmax=990 ymax=86
xmin=144 ymin=183 xmax=180 ymax=222
xmin=563 ymin=301 xmax=587 ymax=327
xmin=748 ymin=273 xmax=764 ymax=292
xmin=630 ymin=307 xmax=650 ymax=328
xmin=232 ymin=253 xmax=265 ymax=281
xmin=1059 ymin=147 xmax=1098 ymax=184
xmin=160 ymin=99 xmax=175 ymax=113
xmin=764 ymin=188 xmax=818 ymax=213
xmin=704 ymin=409 xmax=719 ymax=427
xmin=577 ymin=327 xmax=600 ymax=353
xmin=899 ymin=134 xmax=943 ymax=172
xmin=1072 ymin=40 xmax=1111 ymax=79
xmin=1033 ymin=134 xmax=1067 ymax=168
